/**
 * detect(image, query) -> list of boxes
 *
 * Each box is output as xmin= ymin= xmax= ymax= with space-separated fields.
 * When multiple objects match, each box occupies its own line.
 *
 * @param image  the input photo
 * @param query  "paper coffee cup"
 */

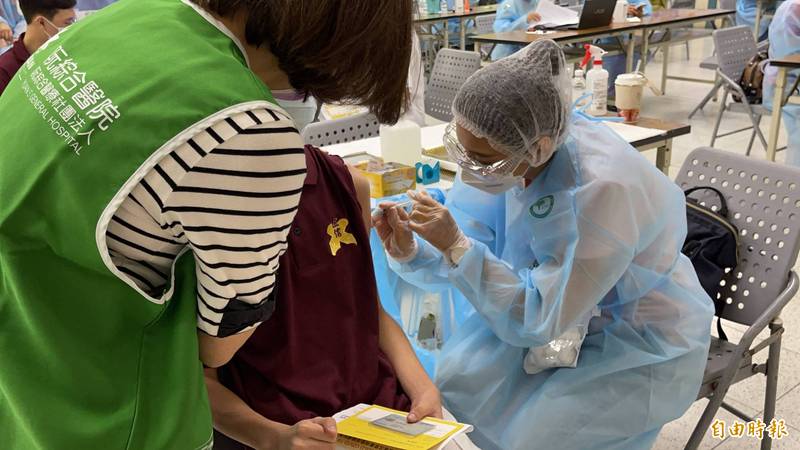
xmin=615 ymin=73 xmax=646 ymax=123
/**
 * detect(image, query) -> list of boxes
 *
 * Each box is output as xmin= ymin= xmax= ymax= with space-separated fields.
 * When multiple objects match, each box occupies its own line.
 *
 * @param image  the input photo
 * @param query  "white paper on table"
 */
xmin=531 ymin=0 xmax=579 ymax=29
xmin=604 ymin=121 xmax=667 ymax=143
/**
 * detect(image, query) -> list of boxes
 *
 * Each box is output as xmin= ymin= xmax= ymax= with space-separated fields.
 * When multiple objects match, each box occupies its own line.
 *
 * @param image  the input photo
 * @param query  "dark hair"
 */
xmin=191 ymin=0 xmax=415 ymax=123
xmin=191 ymin=0 xmax=415 ymax=124
xmin=19 ymin=0 xmax=76 ymax=23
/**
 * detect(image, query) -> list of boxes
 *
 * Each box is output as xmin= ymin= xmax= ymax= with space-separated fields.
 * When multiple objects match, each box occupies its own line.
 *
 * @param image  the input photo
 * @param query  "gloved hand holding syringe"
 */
xmin=372 ymin=190 xmax=470 ymax=263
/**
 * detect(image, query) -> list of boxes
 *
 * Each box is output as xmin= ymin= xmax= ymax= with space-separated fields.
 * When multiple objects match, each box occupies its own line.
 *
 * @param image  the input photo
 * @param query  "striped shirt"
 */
xmin=105 ymin=106 xmax=306 ymax=337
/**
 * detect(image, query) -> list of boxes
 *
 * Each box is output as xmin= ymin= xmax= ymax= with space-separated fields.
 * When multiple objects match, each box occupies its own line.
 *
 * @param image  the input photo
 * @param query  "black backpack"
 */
xmin=682 ymin=187 xmax=740 ymax=340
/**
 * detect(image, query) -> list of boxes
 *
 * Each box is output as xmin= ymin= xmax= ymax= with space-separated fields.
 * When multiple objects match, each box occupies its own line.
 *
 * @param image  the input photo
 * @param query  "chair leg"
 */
xmin=761 ymin=319 xmax=783 ymax=450
xmin=754 ymin=117 xmax=770 ymax=152
xmin=710 ymin=89 xmax=728 ymax=147
xmin=747 ymin=115 xmax=762 ymax=156
xmin=686 ymin=389 xmax=732 ymax=450
xmin=689 ymin=80 xmax=722 ymax=119
xmin=685 ymin=41 xmax=690 ymax=61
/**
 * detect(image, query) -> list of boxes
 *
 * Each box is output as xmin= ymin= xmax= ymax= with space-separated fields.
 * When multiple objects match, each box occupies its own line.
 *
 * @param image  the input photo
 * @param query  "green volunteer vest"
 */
xmin=0 ymin=0 xmax=277 ymax=448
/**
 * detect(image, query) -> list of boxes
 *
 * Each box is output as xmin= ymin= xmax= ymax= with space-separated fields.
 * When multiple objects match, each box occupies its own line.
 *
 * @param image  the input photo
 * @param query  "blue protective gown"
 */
xmin=492 ymin=0 xmax=541 ymax=60
xmin=390 ymin=114 xmax=714 ymax=450
xmin=763 ymin=0 xmax=800 ymax=167
xmin=736 ymin=0 xmax=782 ymax=41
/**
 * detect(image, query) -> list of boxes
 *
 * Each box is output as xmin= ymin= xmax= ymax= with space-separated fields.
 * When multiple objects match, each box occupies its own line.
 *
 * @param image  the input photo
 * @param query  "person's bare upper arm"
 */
xmin=347 ymin=165 xmax=372 ymax=231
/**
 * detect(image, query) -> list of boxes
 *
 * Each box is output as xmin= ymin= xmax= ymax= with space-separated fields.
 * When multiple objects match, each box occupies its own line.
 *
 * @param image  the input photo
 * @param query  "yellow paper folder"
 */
xmin=336 ymin=405 xmax=470 ymax=450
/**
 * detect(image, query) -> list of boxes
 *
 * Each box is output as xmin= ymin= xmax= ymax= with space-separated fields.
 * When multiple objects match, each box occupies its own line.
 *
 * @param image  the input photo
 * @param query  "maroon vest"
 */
xmin=216 ymin=147 xmax=410 ymax=448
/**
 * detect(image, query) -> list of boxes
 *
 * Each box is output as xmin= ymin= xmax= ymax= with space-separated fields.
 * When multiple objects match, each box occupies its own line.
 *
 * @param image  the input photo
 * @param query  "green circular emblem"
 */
xmin=529 ymin=195 xmax=555 ymax=218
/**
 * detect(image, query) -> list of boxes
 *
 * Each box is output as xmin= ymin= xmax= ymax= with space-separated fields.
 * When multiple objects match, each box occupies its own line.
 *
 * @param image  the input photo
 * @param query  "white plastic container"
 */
xmin=613 ymin=0 xmax=629 ymax=23
xmin=581 ymin=44 xmax=609 ymax=116
xmin=380 ymin=119 xmax=422 ymax=167
xmin=586 ymin=64 xmax=609 ymax=116
xmin=572 ymin=68 xmax=586 ymax=90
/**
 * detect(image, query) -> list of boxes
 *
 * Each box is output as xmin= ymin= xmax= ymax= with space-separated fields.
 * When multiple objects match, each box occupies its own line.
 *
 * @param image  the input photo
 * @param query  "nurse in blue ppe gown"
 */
xmin=492 ymin=0 xmax=541 ymax=60
xmin=373 ymin=40 xmax=714 ymax=450
xmin=736 ymin=0 xmax=782 ymax=41
xmin=763 ymin=0 xmax=800 ymax=167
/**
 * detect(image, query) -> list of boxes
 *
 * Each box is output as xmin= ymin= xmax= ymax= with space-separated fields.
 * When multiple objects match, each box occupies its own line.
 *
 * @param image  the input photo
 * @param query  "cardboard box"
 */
xmin=354 ymin=158 xmax=416 ymax=199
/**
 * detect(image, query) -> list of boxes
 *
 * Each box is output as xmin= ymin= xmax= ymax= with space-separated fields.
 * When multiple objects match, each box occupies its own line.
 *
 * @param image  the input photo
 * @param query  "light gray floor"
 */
xmin=633 ymin=38 xmax=799 ymax=450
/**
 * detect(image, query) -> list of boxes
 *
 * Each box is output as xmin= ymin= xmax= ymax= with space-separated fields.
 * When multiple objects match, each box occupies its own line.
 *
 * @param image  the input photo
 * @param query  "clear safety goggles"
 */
xmin=443 ymin=122 xmax=528 ymax=178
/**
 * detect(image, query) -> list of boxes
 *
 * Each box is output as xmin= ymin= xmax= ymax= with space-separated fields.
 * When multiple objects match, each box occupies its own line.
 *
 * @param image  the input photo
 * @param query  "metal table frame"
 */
xmin=766 ymin=56 xmax=800 ymax=161
xmin=415 ymin=5 xmax=499 ymax=50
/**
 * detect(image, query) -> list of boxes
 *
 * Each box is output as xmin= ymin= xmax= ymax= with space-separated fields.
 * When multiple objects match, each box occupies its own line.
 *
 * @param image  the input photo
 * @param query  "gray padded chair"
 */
xmin=676 ymin=148 xmax=800 ymax=450
xmin=709 ymin=26 xmax=775 ymax=156
xmin=301 ymin=112 xmax=380 ymax=147
xmin=425 ymin=49 xmax=482 ymax=122
xmin=472 ymin=14 xmax=497 ymax=61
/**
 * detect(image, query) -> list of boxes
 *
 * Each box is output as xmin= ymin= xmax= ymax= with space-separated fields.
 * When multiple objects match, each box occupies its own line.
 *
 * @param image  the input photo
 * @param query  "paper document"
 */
xmin=604 ymin=121 xmax=666 ymax=143
xmin=530 ymin=1 xmax=579 ymax=29
xmin=334 ymin=404 xmax=473 ymax=450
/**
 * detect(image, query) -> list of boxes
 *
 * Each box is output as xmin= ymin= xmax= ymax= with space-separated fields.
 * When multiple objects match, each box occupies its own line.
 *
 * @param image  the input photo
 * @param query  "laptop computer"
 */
xmin=534 ymin=0 xmax=617 ymax=31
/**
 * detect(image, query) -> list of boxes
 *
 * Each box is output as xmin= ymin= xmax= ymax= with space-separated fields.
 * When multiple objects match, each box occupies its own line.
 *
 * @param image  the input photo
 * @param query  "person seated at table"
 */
xmin=0 ymin=0 xmax=26 ymax=54
xmin=0 ymin=0 xmax=76 ymax=94
xmin=206 ymin=146 xmax=478 ymax=450
xmin=604 ymin=0 xmax=652 ymax=98
xmin=492 ymin=0 xmax=542 ymax=60
xmin=764 ymin=0 xmax=800 ymax=166
xmin=737 ymin=0 xmax=783 ymax=41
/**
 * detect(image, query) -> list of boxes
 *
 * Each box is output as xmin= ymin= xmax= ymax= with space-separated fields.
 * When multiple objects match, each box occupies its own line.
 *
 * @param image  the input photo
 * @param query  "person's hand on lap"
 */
xmin=407 ymin=384 xmax=443 ymax=423
xmin=276 ymin=417 xmax=337 ymax=450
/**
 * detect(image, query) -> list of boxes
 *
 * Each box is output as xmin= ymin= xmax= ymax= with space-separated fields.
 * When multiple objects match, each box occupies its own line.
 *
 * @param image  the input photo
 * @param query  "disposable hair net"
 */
xmin=451 ymin=40 xmax=571 ymax=165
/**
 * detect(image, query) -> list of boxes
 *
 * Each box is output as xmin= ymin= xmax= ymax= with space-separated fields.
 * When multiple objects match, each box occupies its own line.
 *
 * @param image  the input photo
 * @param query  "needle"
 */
xmin=372 ymin=200 xmax=413 ymax=218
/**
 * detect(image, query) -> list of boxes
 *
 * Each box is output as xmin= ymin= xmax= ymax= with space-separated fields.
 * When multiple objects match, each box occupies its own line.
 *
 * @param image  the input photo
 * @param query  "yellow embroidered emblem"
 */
xmin=327 ymin=218 xmax=357 ymax=256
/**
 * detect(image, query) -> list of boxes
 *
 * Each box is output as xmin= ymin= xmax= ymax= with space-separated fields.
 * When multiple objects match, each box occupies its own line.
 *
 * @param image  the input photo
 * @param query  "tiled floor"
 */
xmin=637 ymin=38 xmax=800 ymax=450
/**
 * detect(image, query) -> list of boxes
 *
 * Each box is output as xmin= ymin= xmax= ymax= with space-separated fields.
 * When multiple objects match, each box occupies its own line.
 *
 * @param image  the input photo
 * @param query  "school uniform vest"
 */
xmin=215 ymin=147 xmax=410 ymax=449
xmin=0 ymin=0 xmax=279 ymax=448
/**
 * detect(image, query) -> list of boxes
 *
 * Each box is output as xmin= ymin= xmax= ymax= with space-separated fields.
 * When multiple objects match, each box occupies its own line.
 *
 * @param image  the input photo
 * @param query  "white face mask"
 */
xmin=41 ymin=17 xmax=66 ymax=40
xmin=273 ymin=91 xmax=318 ymax=131
xmin=461 ymin=167 xmax=523 ymax=195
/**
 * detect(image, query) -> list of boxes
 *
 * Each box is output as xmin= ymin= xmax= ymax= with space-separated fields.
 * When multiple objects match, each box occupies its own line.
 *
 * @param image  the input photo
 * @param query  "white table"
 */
xmin=322 ymin=119 xmax=691 ymax=176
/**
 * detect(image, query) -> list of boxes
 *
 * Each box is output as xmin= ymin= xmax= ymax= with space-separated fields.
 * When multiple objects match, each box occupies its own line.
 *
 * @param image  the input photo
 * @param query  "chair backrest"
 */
xmin=473 ymin=14 xmax=496 ymax=35
xmin=675 ymin=148 xmax=800 ymax=326
xmin=425 ymin=49 xmax=482 ymax=122
xmin=301 ymin=112 xmax=380 ymax=147
xmin=712 ymin=26 xmax=758 ymax=81
xmin=719 ymin=0 xmax=736 ymax=11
